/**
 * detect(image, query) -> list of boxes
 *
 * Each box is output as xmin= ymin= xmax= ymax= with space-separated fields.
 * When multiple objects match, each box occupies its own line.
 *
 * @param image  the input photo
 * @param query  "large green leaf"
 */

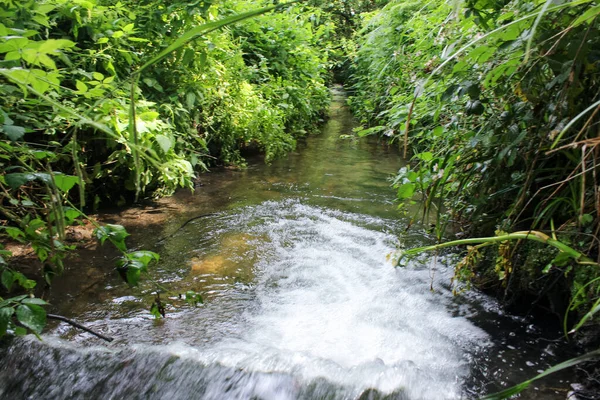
xmin=16 ymin=304 xmax=46 ymax=334
xmin=4 ymin=172 xmax=51 ymax=189
xmin=1 ymin=269 xmax=14 ymax=291
xmin=95 ymin=224 xmax=130 ymax=251
xmin=396 ymin=183 xmax=415 ymax=199
xmin=127 ymin=251 xmax=160 ymax=268
xmin=21 ymin=298 xmax=48 ymax=306
xmin=1 ymin=124 xmax=25 ymax=141
xmin=155 ymin=134 xmax=173 ymax=153
xmin=52 ymin=174 xmax=79 ymax=192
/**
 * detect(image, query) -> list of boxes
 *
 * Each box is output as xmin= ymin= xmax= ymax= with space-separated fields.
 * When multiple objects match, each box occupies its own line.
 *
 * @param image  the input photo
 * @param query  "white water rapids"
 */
xmin=176 ymin=200 xmax=490 ymax=399
xmin=0 ymin=200 xmax=492 ymax=400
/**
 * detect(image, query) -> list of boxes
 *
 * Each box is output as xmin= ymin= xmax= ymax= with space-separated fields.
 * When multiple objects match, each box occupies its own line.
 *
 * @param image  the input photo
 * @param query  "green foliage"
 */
xmin=0 ymin=0 xmax=339 ymax=333
xmin=184 ymin=290 xmax=203 ymax=306
xmin=0 ymin=293 xmax=48 ymax=338
xmin=0 ymin=0 xmax=333 ymax=209
xmin=350 ymin=0 xmax=600 ymax=323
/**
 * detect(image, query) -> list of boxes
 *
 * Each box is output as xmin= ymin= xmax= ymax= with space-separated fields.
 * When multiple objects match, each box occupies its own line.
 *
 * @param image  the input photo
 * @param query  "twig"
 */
xmin=47 ymin=314 xmax=114 ymax=342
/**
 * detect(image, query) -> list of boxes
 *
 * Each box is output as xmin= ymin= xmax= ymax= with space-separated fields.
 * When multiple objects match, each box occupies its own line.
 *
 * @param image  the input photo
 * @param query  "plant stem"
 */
xmin=397 ymin=231 xmax=597 ymax=265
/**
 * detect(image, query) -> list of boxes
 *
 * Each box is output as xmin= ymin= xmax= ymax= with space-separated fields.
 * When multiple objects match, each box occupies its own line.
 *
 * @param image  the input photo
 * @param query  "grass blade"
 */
xmin=480 ymin=349 xmax=600 ymax=399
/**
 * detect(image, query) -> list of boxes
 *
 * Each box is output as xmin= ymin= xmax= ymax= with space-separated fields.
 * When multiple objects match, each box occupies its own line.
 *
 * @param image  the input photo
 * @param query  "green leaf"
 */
xmin=4 ymin=172 xmax=51 ymax=189
xmin=0 ymin=37 xmax=29 ymax=53
xmin=2 ymin=124 xmax=26 ymax=141
xmin=465 ymin=100 xmax=484 ymax=115
xmin=397 ymin=183 xmax=415 ymax=199
xmin=0 ymin=306 xmax=14 ymax=336
xmin=95 ymin=224 xmax=129 ymax=251
xmin=1 ymin=269 xmax=15 ymax=291
xmin=38 ymin=39 xmax=75 ymax=53
xmin=75 ymin=80 xmax=88 ymax=93
xmin=52 ymin=174 xmax=79 ymax=192
xmin=150 ymin=302 xmax=162 ymax=318
xmin=126 ymin=251 xmax=159 ymax=268
xmin=416 ymin=152 xmax=434 ymax=162
xmin=186 ymin=92 xmax=196 ymax=109
xmin=21 ymin=298 xmax=48 ymax=305
xmin=126 ymin=265 xmax=141 ymax=286
xmin=37 ymin=54 xmax=56 ymax=69
xmin=12 ymin=272 xmax=36 ymax=290
xmin=64 ymin=208 xmax=82 ymax=224
xmin=138 ymin=111 xmax=159 ymax=121
xmin=16 ymin=304 xmax=46 ymax=334
xmin=354 ymin=125 xmax=385 ymax=137
xmin=14 ymin=326 xmax=27 ymax=336
xmin=579 ymin=214 xmax=593 ymax=226
xmin=0 ymin=295 xmax=27 ymax=308
xmin=122 ymin=23 xmax=135 ymax=33
xmin=155 ymin=134 xmax=173 ymax=153
xmin=551 ymin=252 xmax=573 ymax=267
xmin=32 ymin=150 xmax=56 ymax=160
xmin=185 ymin=290 xmax=203 ymax=306
xmin=573 ymin=4 xmax=600 ymax=27
xmin=127 ymin=37 xmax=149 ymax=43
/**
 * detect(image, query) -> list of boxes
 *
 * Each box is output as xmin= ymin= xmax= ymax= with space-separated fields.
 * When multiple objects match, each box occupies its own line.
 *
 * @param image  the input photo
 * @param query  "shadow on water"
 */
xmin=0 ymin=86 xmax=575 ymax=400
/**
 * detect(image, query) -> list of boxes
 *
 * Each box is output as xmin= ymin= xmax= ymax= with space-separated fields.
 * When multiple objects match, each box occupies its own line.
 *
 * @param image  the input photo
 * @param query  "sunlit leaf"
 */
xmin=397 ymin=183 xmax=415 ymax=199
xmin=573 ymin=4 xmax=600 ymax=27
xmin=38 ymin=39 xmax=75 ymax=53
xmin=126 ymin=251 xmax=160 ymax=268
xmin=75 ymin=80 xmax=88 ymax=93
xmin=52 ymin=174 xmax=79 ymax=192
xmin=155 ymin=134 xmax=173 ymax=153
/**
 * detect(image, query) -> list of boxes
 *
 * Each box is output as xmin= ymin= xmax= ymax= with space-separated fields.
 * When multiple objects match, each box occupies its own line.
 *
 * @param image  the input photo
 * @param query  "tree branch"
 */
xmin=47 ymin=314 xmax=114 ymax=342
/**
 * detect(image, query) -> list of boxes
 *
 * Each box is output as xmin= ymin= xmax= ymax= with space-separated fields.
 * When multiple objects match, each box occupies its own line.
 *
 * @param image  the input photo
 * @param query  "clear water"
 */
xmin=0 ymin=87 xmax=573 ymax=399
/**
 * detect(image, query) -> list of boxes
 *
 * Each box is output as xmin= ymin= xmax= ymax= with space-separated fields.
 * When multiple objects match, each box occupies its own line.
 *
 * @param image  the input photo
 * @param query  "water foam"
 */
xmin=175 ymin=201 xmax=490 ymax=399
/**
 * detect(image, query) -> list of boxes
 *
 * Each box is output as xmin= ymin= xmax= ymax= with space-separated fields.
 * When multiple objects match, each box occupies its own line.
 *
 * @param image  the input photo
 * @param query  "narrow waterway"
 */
xmin=0 ymin=87 xmax=572 ymax=399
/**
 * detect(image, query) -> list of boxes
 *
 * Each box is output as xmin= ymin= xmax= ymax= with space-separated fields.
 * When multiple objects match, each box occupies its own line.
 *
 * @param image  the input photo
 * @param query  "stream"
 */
xmin=0 ymin=87 xmax=574 ymax=399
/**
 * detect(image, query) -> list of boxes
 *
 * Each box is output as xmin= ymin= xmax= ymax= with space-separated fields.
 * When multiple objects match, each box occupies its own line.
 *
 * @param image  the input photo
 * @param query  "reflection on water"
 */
xmin=0 ymin=87 xmax=572 ymax=399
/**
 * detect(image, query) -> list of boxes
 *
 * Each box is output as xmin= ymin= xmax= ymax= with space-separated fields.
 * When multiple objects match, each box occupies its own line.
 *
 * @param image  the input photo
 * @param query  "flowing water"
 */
xmin=0 ymin=87 xmax=573 ymax=399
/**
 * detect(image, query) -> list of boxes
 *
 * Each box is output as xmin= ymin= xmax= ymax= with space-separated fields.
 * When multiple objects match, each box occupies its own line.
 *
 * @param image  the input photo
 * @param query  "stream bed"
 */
xmin=0 ymin=87 xmax=574 ymax=399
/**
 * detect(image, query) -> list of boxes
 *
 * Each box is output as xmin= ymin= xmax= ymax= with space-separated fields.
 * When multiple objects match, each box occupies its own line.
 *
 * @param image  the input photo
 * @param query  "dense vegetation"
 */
xmin=0 ymin=0 xmax=342 ymax=336
xmin=0 ymin=0 xmax=390 ymax=337
xmin=350 ymin=0 xmax=600 ymax=327
xmin=1 ymin=0 xmax=598 ymax=393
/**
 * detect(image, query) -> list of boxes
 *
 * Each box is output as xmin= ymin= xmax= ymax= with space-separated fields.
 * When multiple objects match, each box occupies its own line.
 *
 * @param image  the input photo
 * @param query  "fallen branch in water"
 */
xmin=47 ymin=314 xmax=114 ymax=342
